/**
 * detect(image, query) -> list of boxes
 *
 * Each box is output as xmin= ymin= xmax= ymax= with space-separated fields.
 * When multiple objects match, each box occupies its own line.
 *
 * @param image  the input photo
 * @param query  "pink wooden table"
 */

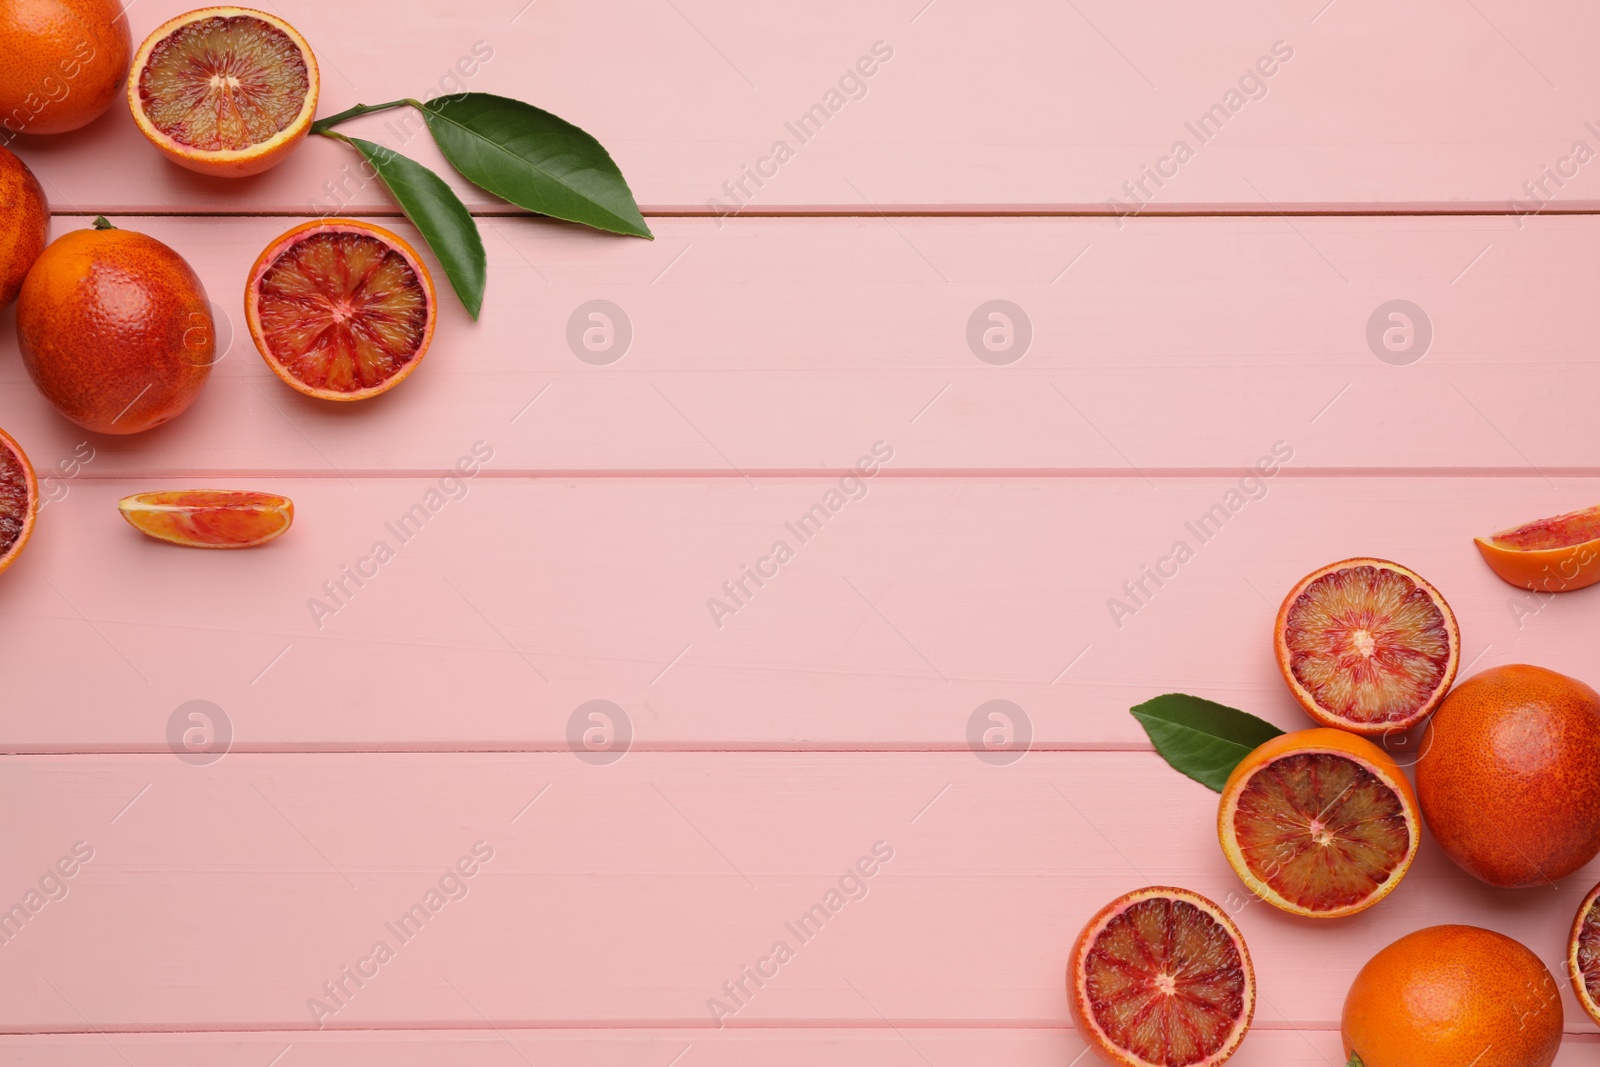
xmin=5 ymin=1 xmax=1600 ymax=1062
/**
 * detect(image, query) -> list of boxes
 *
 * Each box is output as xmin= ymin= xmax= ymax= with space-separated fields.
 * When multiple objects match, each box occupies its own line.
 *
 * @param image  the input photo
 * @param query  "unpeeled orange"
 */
xmin=0 ymin=144 xmax=48 ymax=306
xmin=16 ymin=218 xmax=215 ymax=434
xmin=0 ymin=0 xmax=131 ymax=136
xmin=1343 ymin=925 xmax=1560 ymax=1067
xmin=128 ymin=6 xmax=318 ymax=177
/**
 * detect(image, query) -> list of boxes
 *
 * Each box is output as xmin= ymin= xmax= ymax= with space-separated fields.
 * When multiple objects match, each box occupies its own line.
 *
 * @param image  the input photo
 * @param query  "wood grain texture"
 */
xmin=0 ymin=752 xmax=1593 ymax=1033
xmin=3 ymin=475 xmax=1588 ymax=751
xmin=18 ymin=0 xmax=1600 ymax=213
xmin=2 ymin=215 xmax=1597 ymax=475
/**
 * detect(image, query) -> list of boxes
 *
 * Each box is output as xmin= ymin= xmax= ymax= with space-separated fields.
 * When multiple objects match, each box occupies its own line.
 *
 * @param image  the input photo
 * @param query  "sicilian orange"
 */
xmin=0 ymin=428 xmax=38 ymax=576
xmin=16 ymin=217 xmax=215 ymax=435
xmin=1274 ymin=558 xmax=1459 ymax=735
xmin=1218 ymin=728 xmax=1418 ymax=918
xmin=128 ymin=7 xmax=318 ymax=177
xmin=246 ymin=219 xmax=436 ymax=401
xmin=1343 ymin=925 xmax=1560 ymax=1067
xmin=0 ymin=0 xmax=131 ymax=136
xmin=1476 ymin=502 xmax=1600 ymax=593
xmin=119 ymin=490 xmax=293 ymax=548
xmin=1068 ymin=886 xmax=1254 ymax=1067
xmin=1416 ymin=664 xmax=1600 ymax=887
xmin=0 ymin=144 xmax=47 ymax=306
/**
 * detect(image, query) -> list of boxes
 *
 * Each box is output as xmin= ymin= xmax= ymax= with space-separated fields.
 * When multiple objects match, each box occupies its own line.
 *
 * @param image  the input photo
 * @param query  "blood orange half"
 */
xmin=1476 ymin=503 xmax=1600 ymax=594
xmin=1570 ymin=882 xmax=1600 ymax=1026
xmin=1219 ymin=729 xmax=1418 ymax=919
xmin=1274 ymin=558 xmax=1459 ymax=735
xmin=0 ymin=429 xmax=38 ymax=576
xmin=119 ymin=490 xmax=293 ymax=548
xmin=246 ymin=219 xmax=437 ymax=401
xmin=1068 ymin=887 xmax=1254 ymax=1067
xmin=128 ymin=6 xmax=318 ymax=177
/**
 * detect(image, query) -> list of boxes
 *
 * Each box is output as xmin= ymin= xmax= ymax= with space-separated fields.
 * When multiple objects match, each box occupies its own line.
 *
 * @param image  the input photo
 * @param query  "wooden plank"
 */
xmin=0 ymin=751 xmax=1592 ymax=1033
xmin=2 ymin=215 xmax=1598 ymax=476
xmin=2 ymin=474 xmax=1590 ymax=751
xmin=18 ymin=0 xmax=1600 ymax=213
xmin=0 ymin=1029 xmax=1433 ymax=1067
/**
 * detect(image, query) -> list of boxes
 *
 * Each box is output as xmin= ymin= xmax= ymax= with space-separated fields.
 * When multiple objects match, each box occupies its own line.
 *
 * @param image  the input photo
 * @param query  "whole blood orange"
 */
xmin=16 ymin=218 xmax=215 ymax=435
xmin=119 ymin=490 xmax=293 ymax=548
xmin=1274 ymin=558 xmax=1459 ymax=735
xmin=246 ymin=219 xmax=436 ymax=401
xmin=1068 ymin=886 xmax=1254 ymax=1067
xmin=1218 ymin=728 xmax=1418 ymax=918
xmin=128 ymin=6 xmax=318 ymax=177
xmin=1416 ymin=664 xmax=1600 ymax=887
xmin=0 ymin=428 xmax=39 ymax=576
xmin=0 ymin=0 xmax=131 ymax=136
xmin=1342 ymin=925 xmax=1560 ymax=1067
xmin=1476 ymin=502 xmax=1600 ymax=593
xmin=0 ymin=144 xmax=48 ymax=306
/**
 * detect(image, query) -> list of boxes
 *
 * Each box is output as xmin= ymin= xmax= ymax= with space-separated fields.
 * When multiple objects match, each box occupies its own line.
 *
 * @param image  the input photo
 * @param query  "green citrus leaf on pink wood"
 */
xmin=1129 ymin=693 xmax=1285 ymax=792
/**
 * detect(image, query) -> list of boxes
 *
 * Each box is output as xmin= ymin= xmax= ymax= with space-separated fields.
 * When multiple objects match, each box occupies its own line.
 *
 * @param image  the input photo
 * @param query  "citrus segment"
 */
xmin=118 ymin=490 xmax=292 ymax=548
xmin=1274 ymin=558 xmax=1459 ymax=735
xmin=1475 ymin=503 xmax=1600 ymax=593
xmin=0 ymin=429 xmax=38 ymax=575
xmin=1570 ymin=883 xmax=1600 ymax=1026
xmin=1069 ymin=887 xmax=1254 ymax=1067
xmin=1219 ymin=729 xmax=1418 ymax=918
xmin=129 ymin=7 xmax=317 ymax=177
xmin=246 ymin=219 xmax=436 ymax=401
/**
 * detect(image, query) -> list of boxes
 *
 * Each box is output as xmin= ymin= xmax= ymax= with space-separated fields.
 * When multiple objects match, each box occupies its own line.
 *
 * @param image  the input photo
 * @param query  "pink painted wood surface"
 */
xmin=27 ymin=1029 xmax=1579 ymax=1067
xmin=1 ymin=476 xmax=1587 ymax=750
xmin=0 ymin=752 xmax=1594 ymax=1033
xmin=17 ymin=0 xmax=1600 ymax=213
xmin=2 ymin=214 xmax=1598 ymax=475
xmin=4 ymin=0 xmax=1593 ymax=1057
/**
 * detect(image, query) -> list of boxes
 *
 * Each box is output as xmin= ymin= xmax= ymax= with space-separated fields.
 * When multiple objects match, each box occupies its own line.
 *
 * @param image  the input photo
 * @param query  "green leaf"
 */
xmin=1129 ymin=693 xmax=1285 ymax=792
xmin=419 ymin=93 xmax=652 ymax=239
xmin=342 ymin=135 xmax=486 ymax=319
xmin=1347 ymin=1056 xmax=1364 ymax=1067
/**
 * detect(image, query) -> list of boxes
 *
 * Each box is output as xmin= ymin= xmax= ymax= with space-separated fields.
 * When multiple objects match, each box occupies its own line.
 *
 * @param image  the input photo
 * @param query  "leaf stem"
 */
xmin=311 ymin=99 xmax=422 ymax=135
xmin=92 ymin=216 xmax=115 ymax=230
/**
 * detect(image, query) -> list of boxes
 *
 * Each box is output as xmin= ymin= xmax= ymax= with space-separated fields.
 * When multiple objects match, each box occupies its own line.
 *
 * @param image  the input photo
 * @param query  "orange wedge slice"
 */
xmin=119 ymin=490 xmax=293 ymax=548
xmin=1475 ymin=503 xmax=1600 ymax=593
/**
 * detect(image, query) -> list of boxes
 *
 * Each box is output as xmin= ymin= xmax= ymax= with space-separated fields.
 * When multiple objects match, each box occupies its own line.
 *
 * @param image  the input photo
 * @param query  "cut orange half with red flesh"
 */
xmin=1068 ymin=887 xmax=1254 ymax=1067
xmin=1570 ymin=882 xmax=1600 ymax=1025
xmin=1274 ymin=558 xmax=1460 ymax=736
xmin=129 ymin=7 xmax=318 ymax=178
xmin=247 ymin=219 xmax=436 ymax=401
xmin=1219 ymin=729 xmax=1418 ymax=919
xmin=0 ymin=429 xmax=38 ymax=575
xmin=1476 ymin=503 xmax=1600 ymax=594
xmin=119 ymin=490 xmax=293 ymax=548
